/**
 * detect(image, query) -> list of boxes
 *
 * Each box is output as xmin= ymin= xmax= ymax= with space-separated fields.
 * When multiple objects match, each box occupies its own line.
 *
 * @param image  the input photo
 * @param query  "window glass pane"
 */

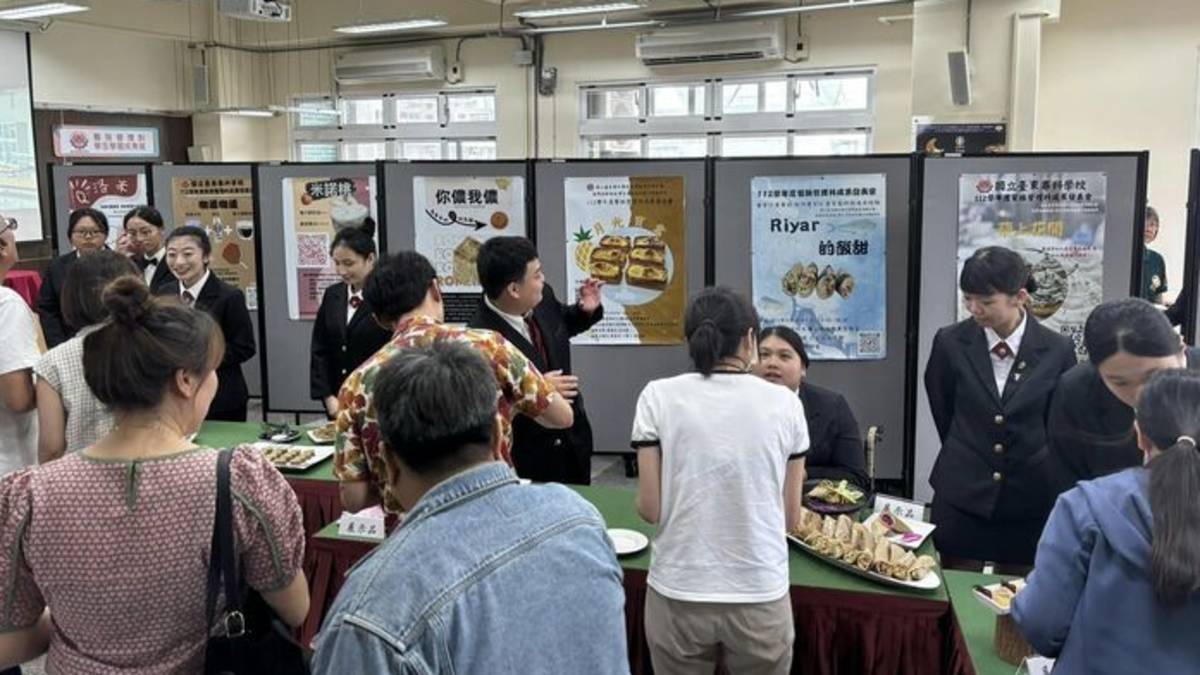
xmin=295 ymin=99 xmax=337 ymax=128
xmin=445 ymin=143 xmax=458 ymax=161
xmin=796 ymin=76 xmax=869 ymax=111
xmin=396 ymin=96 xmax=440 ymax=124
xmin=297 ymin=143 xmax=338 ymax=162
xmin=459 ymin=140 xmax=497 ymax=160
xmin=647 ymin=136 xmax=707 ymax=158
xmin=721 ymin=82 xmax=758 ymax=114
xmin=341 ymin=142 xmax=387 ymax=161
xmin=763 ymin=80 xmax=788 ymax=113
xmin=400 ymin=140 xmax=443 ymax=160
xmin=447 ymin=94 xmax=495 ymax=123
xmin=341 ymin=98 xmax=384 ymax=125
xmin=650 ymin=85 xmax=704 ymax=117
xmin=587 ymin=137 xmax=641 ymax=158
xmin=792 ymin=131 xmax=869 ymax=156
xmin=719 ymin=135 xmax=788 ymax=157
xmin=585 ymin=88 xmax=640 ymax=119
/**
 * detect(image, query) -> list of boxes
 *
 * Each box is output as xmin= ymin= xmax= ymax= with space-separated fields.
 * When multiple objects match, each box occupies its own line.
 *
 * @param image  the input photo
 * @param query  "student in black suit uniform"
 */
xmin=755 ymin=325 xmax=867 ymax=488
xmin=469 ymin=236 xmax=604 ymax=484
xmin=924 ymin=246 xmax=1077 ymax=570
xmin=1047 ymin=298 xmax=1200 ymax=495
xmin=37 ymin=207 xmax=110 ymax=347
xmin=160 ymin=226 xmax=256 ymax=422
xmin=310 ymin=219 xmax=391 ymax=419
xmin=120 ymin=206 xmax=175 ymax=293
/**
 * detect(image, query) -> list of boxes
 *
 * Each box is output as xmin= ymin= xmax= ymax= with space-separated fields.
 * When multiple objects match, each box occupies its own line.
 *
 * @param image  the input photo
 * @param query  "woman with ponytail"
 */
xmin=1014 ymin=369 xmax=1200 ymax=674
xmin=0 ymin=278 xmax=308 ymax=673
xmin=632 ymin=287 xmax=809 ymax=674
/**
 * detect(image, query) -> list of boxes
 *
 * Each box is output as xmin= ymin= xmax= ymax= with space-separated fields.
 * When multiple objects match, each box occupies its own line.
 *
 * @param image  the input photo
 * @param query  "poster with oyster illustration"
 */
xmin=956 ymin=171 xmax=1106 ymax=356
xmin=281 ymin=176 xmax=377 ymax=321
xmin=565 ymin=176 xmax=685 ymax=345
xmin=413 ymin=175 xmax=526 ymax=324
xmin=171 ymin=176 xmax=256 ymax=309
xmin=751 ymin=174 xmax=887 ymax=360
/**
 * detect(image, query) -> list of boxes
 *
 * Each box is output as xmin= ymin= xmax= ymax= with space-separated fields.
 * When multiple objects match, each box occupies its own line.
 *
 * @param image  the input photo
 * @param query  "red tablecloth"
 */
xmin=3 ymin=270 xmax=41 ymax=308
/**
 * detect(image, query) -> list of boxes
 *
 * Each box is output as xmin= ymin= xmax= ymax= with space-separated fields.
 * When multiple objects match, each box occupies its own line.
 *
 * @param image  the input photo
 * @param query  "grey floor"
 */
xmin=16 ymin=415 xmax=635 ymax=674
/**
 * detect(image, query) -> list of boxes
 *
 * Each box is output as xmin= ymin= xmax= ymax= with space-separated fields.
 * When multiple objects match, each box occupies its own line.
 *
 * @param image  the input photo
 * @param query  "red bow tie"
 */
xmin=350 ymin=296 xmax=362 ymax=309
xmin=992 ymin=341 xmax=1012 ymax=360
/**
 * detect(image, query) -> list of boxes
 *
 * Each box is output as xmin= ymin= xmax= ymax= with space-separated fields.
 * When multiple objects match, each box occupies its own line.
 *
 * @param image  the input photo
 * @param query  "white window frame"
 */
xmin=578 ymin=69 xmax=875 ymax=158
xmin=290 ymin=88 xmax=499 ymax=161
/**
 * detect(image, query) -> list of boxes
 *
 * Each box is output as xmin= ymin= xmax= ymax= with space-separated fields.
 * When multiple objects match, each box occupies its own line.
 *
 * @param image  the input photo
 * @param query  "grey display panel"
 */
xmin=50 ymin=163 xmax=149 ymax=252
xmin=914 ymin=154 xmax=1145 ymax=502
xmin=151 ymin=164 xmax=261 ymax=399
xmin=534 ymin=160 xmax=707 ymax=454
xmin=713 ymin=157 xmax=914 ymax=481
xmin=256 ymin=163 xmax=379 ymax=414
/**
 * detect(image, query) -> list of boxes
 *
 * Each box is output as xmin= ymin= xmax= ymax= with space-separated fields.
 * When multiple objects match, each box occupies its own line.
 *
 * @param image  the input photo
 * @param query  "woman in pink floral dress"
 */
xmin=0 ymin=278 xmax=308 ymax=674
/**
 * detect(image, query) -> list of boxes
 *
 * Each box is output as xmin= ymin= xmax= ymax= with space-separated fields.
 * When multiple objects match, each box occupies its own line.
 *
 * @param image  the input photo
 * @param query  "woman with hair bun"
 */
xmin=0 ymin=277 xmax=308 ymax=673
xmin=309 ymin=217 xmax=390 ymax=418
xmin=633 ymin=286 xmax=809 ymax=674
xmin=924 ymin=246 xmax=1077 ymax=570
xmin=1014 ymin=369 xmax=1200 ymax=674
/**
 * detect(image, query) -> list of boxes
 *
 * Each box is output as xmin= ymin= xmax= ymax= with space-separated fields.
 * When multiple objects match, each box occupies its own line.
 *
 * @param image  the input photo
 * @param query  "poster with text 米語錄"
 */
xmin=171 ymin=176 xmax=257 ymax=309
xmin=751 ymin=174 xmax=887 ymax=360
xmin=565 ymin=176 xmax=686 ymax=345
xmin=957 ymin=171 xmax=1107 ymax=356
xmin=281 ymin=176 xmax=377 ymax=321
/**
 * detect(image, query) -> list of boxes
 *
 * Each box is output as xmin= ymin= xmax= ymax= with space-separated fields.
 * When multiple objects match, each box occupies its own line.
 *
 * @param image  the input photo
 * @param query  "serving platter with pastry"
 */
xmin=788 ymin=507 xmax=942 ymax=591
xmin=249 ymin=442 xmax=334 ymax=471
xmin=803 ymin=478 xmax=869 ymax=515
xmin=306 ymin=421 xmax=337 ymax=445
xmin=580 ymin=224 xmax=675 ymax=306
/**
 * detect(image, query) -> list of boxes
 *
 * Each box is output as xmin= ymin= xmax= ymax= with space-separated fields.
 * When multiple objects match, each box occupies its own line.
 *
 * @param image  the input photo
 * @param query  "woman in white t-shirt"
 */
xmin=0 ymin=219 xmax=40 ymax=477
xmin=633 ymin=287 xmax=809 ymax=675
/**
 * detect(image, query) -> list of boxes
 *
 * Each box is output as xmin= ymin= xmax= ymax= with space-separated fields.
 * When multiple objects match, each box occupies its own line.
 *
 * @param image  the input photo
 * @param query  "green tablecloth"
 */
xmin=193 ymin=421 xmax=337 ymax=482
xmin=944 ymin=570 xmax=1023 ymax=675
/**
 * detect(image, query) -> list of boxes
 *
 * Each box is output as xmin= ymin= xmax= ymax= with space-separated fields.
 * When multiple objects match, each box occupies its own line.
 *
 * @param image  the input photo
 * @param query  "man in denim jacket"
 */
xmin=312 ymin=341 xmax=630 ymax=674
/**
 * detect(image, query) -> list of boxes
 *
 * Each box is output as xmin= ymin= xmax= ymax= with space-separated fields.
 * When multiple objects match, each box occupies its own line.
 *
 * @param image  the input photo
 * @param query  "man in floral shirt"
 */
xmin=334 ymin=251 xmax=574 ymax=514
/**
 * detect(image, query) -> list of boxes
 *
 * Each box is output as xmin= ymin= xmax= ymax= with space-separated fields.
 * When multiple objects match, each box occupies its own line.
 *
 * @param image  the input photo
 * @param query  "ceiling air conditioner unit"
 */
xmin=335 ymin=46 xmax=446 ymax=85
xmin=636 ymin=20 xmax=784 ymax=66
xmin=218 ymin=0 xmax=291 ymax=22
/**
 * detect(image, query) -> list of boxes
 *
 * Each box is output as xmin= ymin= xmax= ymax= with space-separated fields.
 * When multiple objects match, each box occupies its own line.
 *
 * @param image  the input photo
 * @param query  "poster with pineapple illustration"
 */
xmin=565 ymin=176 xmax=686 ymax=345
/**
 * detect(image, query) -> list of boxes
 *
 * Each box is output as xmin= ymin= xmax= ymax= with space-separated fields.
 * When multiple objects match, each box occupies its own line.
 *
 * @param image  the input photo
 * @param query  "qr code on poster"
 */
xmin=297 ymin=233 xmax=330 ymax=268
xmin=857 ymin=331 xmax=883 ymax=357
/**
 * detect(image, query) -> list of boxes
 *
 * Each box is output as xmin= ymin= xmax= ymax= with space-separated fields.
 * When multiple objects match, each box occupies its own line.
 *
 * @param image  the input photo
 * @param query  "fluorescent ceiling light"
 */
xmin=0 ymin=1 xmax=90 ymax=20
xmin=218 ymin=108 xmax=277 ymax=118
xmin=515 ymin=2 xmax=641 ymax=19
xmin=267 ymin=105 xmax=340 ymax=117
xmin=334 ymin=18 xmax=447 ymax=34
xmin=734 ymin=0 xmax=910 ymax=18
xmin=525 ymin=18 xmax=660 ymax=34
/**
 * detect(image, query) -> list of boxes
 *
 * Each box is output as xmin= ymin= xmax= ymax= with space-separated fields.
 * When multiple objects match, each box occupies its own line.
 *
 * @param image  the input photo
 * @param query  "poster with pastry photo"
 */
xmin=565 ymin=176 xmax=686 ymax=345
xmin=956 ymin=171 xmax=1106 ymax=356
xmin=412 ymin=175 xmax=526 ymax=324
xmin=171 ymin=176 xmax=256 ymax=309
xmin=751 ymin=174 xmax=887 ymax=360
xmin=281 ymin=176 xmax=377 ymax=321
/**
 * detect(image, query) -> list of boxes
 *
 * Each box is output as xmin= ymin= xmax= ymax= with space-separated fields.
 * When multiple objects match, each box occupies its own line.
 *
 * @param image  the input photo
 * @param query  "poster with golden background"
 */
xmin=171 ymin=176 xmax=256 ymax=309
xmin=565 ymin=176 xmax=686 ymax=345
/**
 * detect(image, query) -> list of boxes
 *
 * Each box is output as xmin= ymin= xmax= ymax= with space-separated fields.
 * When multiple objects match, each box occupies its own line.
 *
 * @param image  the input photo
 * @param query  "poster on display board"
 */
xmin=957 ymin=171 xmax=1107 ymax=356
xmin=66 ymin=173 xmax=148 ymax=249
xmin=171 ymin=176 xmax=257 ymax=310
xmin=750 ymin=174 xmax=888 ymax=360
xmin=914 ymin=121 xmax=1007 ymax=155
xmin=565 ymin=176 xmax=686 ymax=345
xmin=412 ymin=175 xmax=527 ymax=324
xmin=281 ymin=176 xmax=377 ymax=321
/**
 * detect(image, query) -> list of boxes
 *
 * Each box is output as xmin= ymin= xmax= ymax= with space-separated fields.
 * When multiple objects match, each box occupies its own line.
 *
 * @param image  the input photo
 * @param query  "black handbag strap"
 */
xmin=205 ymin=448 xmax=245 ymax=637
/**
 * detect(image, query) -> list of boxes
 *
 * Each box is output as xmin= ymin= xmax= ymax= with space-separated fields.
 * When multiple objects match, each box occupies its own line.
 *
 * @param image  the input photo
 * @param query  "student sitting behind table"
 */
xmin=312 ymin=341 xmax=629 ymax=675
xmin=755 ymin=325 xmax=867 ymax=488
xmin=1013 ymin=369 xmax=1200 ymax=674
xmin=160 ymin=225 xmax=257 ymax=422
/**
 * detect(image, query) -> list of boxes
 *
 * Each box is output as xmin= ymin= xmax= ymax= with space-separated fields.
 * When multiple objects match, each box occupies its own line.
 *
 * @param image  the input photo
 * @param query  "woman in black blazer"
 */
xmin=310 ymin=219 xmax=390 ymax=419
xmin=36 ymin=207 xmax=111 ymax=347
xmin=755 ymin=325 xmax=867 ymax=488
xmin=1047 ymin=298 xmax=1200 ymax=495
xmin=160 ymin=225 xmax=256 ymax=422
xmin=924 ymin=246 xmax=1076 ymax=569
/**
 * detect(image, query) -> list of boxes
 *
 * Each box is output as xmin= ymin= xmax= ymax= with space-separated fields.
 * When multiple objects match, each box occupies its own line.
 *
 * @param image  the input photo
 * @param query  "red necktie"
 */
xmin=525 ymin=316 xmax=548 ymax=363
xmin=992 ymin=341 xmax=1012 ymax=360
xmin=181 ymin=290 xmax=195 ymax=308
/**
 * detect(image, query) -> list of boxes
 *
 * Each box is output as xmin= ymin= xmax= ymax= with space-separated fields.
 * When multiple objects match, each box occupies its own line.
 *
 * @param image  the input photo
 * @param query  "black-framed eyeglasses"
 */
xmin=0 ymin=218 xmax=16 ymax=236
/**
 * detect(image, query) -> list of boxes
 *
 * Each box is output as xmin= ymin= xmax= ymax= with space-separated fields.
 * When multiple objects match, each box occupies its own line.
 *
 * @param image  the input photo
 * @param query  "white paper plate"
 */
xmin=862 ymin=512 xmax=937 ymax=550
xmin=972 ymin=579 xmax=1026 ymax=616
xmin=786 ymin=534 xmax=942 ymax=592
xmin=607 ymin=528 xmax=649 ymax=556
xmin=248 ymin=442 xmax=334 ymax=471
